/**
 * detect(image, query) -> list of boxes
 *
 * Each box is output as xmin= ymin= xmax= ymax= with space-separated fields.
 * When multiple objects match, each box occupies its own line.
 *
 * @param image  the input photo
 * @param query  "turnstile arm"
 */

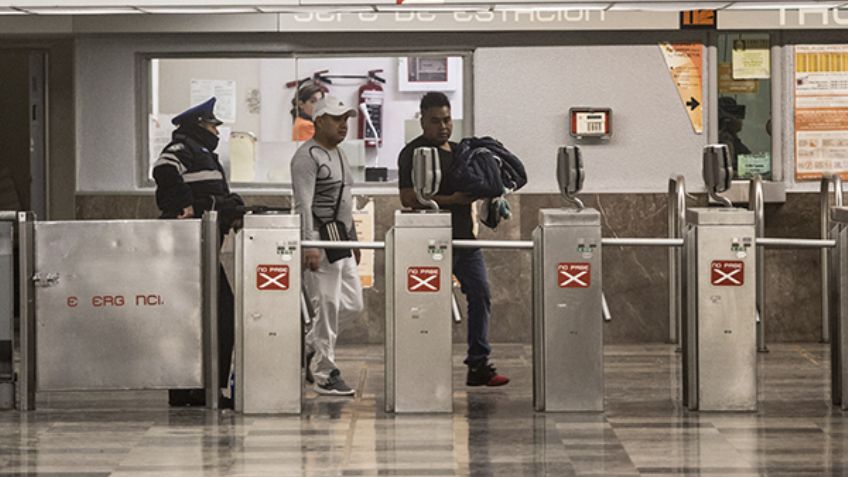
xmin=300 ymin=285 xmax=314 ymax=327
xmin=602 ymin=293 xmax=612 ymax=322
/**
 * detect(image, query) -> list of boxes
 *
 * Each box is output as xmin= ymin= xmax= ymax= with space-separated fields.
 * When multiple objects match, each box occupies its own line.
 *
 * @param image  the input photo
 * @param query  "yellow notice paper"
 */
xmin=660 ymin=43 xmax=703 ymax=134
xmin=732 ymin=37 xmax=771 ymax=80
xmin=352 ymin=199 xmax=375 ymax=288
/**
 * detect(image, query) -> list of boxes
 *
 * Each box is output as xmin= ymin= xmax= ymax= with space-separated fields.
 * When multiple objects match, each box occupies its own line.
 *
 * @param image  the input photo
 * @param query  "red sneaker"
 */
xmin=467 ymin=363 xmax=510 ymax=387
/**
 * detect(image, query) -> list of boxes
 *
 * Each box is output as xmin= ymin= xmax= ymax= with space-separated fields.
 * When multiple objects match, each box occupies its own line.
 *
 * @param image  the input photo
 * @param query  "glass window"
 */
xmin=717 ymin=33 xmax=773 ymax=180
xmin=145 ymin=54 xmax=467 ymax=187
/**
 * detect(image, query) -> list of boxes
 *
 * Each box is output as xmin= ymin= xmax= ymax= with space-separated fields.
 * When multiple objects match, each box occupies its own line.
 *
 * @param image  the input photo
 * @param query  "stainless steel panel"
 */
xmin=235 ymin=220 xmax=301 ymax=414
xmin=388 ymin=212 xmax=452 ymax=413
xmin=34 ymin=220 xmax=203 ymax=390
xmin=202 ymin=212 xmax=220 ymax=410
xmin=532 ymin=227 xmax=544 ymax=411
xmin=833 ymin=207 xmax=848 ymax=224
xmin=686 ymin=207 xmax=755 ymax=226
xmin=535 ymin=209 xmax=603 ymax=412
xmin=18 ymin=212 xmax=35 ymax=410
xmin=683 ymin=224 xmax=697 ymax=409
xmin=830 ymin=222 xmax=845 ymax=407
xmin=691 ymin=215 xmax=757 ymax=411
xmin=384 ymin=228 xmax=395 ymax=413
xmin=537 ymin=208 xmax=600 ymax=227
xmin=242 ymin=213 xmax=300 ymax=229
xmin=392 ymin=210 xmax=451 ymax=228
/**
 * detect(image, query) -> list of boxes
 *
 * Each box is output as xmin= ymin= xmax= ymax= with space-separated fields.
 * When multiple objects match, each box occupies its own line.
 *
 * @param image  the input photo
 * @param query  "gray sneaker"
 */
xmin=315 ymin=369 xmax=355 ymax=396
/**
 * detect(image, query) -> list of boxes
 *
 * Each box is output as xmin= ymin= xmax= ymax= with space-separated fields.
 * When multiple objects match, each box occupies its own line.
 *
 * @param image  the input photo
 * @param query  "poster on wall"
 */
xmin=353 ymin=199 xmax=375 ymax=288
xmin=732 ymin=36 xmax=770 ymax=80
xmin=190 ymin=79 xmax=237 ymax=123
xmin=398 ymin=57 xmax=461 ymax=92
xmin=794 ymin=45 xmax=848 ymax=181
xmin=659 ymin=43 xmax=704 ymax=134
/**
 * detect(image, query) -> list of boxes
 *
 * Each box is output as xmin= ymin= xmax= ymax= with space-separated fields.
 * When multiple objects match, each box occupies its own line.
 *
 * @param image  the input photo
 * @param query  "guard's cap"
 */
xmin=718 ymin=96 xmax=746 ymax=120
xmin=312 ymin=95 xmax=357 ymax=120
xmin=171 ymin=97 xmax=224 ymax=126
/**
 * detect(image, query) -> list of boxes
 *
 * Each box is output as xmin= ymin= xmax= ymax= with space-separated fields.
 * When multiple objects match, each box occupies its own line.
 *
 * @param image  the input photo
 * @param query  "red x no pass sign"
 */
xmin=407 ymin=267 xmax=440 ymax=292
xmin=256 ymin=265 xmax=289 ymax=291
xmin=558 ymin=263 xmax=591 ymax=288
xmin=711 ymin=261 xmax=744 ymax=286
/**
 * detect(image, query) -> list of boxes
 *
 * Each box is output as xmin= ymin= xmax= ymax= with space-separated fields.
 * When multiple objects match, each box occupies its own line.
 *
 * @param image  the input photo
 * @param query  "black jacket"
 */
xmin=153 ymin=130 xmax=244 ymax=231
xmin=450 ymin=137 xmax=527 ymax=198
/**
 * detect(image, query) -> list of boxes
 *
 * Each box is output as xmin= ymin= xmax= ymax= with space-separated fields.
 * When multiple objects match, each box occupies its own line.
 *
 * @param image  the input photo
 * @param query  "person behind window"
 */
xmin=291 ymin=81 xmax=325 ymax=142
xmin=718 ymin=96 xmax=752 ymax=172
xmin=396 ymin=92 xmax=510 ymax=388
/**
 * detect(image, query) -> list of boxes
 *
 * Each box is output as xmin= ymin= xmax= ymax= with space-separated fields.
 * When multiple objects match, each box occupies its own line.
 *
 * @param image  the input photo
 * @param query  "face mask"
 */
xmin=183 ymin=123 xmax=220 ymax=151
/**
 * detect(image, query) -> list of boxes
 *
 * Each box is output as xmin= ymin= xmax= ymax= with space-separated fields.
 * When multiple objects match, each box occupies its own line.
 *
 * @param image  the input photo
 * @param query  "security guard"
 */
xmin=153 ymin=97 xmax=243 ymax=407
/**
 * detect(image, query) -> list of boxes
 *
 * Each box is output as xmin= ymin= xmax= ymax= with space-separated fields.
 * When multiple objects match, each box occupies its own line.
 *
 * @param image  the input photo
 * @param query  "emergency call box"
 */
xmin=569 ymin=108 xmax=612 ymax=139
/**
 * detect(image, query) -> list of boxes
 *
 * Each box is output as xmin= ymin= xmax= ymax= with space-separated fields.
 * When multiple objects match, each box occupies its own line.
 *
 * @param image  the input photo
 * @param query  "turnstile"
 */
xmin=234 ymin=213 xmax=301 ymax=414
xmin=17 ymin=213 xmax=220 ymax=410
xmin=385 ymin=210 xmax=452 ymax=413
xmin=386 ymin=146 xmax=453 ymax=413
xmin=683 ymin=207 xmax=756 ymax=411
xmin=533 ymin=208 xmax=603 ymax=411
xmin=830 ymin=207 xmax=848 ymax=409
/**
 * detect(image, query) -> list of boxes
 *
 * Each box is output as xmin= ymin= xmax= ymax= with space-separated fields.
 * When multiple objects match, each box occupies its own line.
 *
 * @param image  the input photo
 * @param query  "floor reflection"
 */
xmin=0 ymin=342 xmax=840 ymax=476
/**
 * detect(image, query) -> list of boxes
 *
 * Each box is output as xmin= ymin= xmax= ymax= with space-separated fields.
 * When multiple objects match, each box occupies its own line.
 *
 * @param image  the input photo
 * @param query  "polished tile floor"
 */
xmin=1 ymin=343 xmax=845 ymax=476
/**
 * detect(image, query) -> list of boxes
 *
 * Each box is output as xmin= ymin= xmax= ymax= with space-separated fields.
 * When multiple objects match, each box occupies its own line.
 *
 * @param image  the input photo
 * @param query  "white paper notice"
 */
xmin=190 ymin=79 xmax=236 ymax=124
xmin=353 ymin=199 xmax=375 ymax=289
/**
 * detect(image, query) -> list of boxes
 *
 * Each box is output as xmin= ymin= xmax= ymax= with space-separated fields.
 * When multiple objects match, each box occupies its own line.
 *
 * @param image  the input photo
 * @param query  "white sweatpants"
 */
xmin=303 ymin=253 xmax=364 ymax=384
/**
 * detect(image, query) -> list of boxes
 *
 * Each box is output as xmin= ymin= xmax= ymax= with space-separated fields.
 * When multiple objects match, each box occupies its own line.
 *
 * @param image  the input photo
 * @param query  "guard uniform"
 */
xmin=152 ymin=97 xmax=242 ymax=407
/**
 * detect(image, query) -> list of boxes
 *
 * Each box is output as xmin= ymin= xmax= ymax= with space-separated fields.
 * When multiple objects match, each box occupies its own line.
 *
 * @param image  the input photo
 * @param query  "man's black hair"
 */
xmin=420 ymin=92 xmax=451 ymax=114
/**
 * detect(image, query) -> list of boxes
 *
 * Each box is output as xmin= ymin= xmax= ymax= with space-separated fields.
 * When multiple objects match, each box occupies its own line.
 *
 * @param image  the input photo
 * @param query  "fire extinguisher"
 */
xmin=358 ymin=69 xmax=386 ymax=148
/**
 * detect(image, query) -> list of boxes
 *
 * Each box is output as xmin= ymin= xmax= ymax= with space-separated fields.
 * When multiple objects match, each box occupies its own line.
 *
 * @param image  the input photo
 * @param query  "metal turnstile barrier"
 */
xmin=234 ymin=213 xmax=301 ymax=414
xmin=668 ymin=176 xmax=687 ymax=345
xmin=830 ymin=207 xmax=848 ymax=409
xmin=0 ymin=212 xmax=15 ymax=409
xmin=17 ymin=212 xmax=220 ymax=410
xmin=750 ymin=175 xmax=767 ymax=353
xmin=386 ymin=146 xmax=453 ymax=413
xmin=533 ymin=208 xmax=603 ymax=412
xmin=386 ymin=211 xmax=452 ymax=413
xmin=683 ymin=207 xmax=757 ymax=411
xmin=822 ymin=175 xmax=844 ymax=344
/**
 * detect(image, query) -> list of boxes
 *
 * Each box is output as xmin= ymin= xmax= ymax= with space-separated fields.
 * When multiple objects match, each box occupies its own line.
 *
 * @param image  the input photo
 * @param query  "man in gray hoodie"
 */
xmin=291 ymin=96 xmax=363 ymax=396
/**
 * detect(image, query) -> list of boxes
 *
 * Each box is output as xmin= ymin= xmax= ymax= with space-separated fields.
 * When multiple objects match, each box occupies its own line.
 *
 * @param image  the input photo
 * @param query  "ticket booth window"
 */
xmin=717 ymin=33 xmax=773 ymax=180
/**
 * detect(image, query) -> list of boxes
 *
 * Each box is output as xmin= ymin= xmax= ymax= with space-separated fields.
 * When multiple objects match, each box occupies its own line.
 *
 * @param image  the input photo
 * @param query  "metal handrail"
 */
xmin=602 ymin=238 xmax=684 ymax=247
xmin=668 ymin=175 xmax=687 ymax=344
xmin=750 ymin=175 xmax=767 ymax=352
xmin=756 ymin=238 xmax=835 ymax=248
xmin=821 ymin=174 xmax=843 ymax=343
xmin=302 ymin=240 xmax=385 ymax=250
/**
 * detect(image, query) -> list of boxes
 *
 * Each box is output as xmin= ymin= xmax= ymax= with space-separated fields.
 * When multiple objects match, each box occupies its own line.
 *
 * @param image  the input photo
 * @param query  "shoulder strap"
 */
xmin=331 ymin=149 xmax=346 ymax=222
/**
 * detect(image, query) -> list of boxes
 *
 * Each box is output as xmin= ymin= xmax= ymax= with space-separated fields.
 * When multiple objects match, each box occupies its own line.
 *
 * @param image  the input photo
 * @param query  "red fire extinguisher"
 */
xmin=358 ymin=69 xmax=385 ymax=148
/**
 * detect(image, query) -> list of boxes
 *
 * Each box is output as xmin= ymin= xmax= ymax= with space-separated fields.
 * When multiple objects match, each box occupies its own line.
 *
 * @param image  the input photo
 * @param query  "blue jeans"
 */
xmin=453 ymin=248 xmax=492 ymax=366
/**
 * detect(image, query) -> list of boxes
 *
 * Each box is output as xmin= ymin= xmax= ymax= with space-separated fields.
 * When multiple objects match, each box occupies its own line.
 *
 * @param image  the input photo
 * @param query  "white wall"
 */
xmin=475 ymin=46 xmax=707 ymax=194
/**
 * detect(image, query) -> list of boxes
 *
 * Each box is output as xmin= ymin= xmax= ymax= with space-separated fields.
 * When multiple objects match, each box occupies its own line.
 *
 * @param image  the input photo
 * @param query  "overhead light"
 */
xmin=609 ymin=2 xmax=729 ymax=10
xmin=376 ymin=4 xmax=490 ymax=11
xmin=493 ymin=3 xmax=610 ymax=11
xmin=258 ymin=5 xmax=375 ymax=12
xmin=0 ymin=7 xmax=26 ymax=15
xmin=137 ymin=7 xmax=259 ymax=14
xmin=725 ymin=1 xmax=842 ymax=8
xmin=23 ymin=7 xmax=143 ymax=15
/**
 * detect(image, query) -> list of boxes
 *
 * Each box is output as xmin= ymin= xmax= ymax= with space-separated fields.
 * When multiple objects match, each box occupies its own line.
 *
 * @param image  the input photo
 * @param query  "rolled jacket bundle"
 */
xmin=451 ymin=137 xmax=527 ymax=229
xmin=450 ymin=136 xmax=527 ymax=198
